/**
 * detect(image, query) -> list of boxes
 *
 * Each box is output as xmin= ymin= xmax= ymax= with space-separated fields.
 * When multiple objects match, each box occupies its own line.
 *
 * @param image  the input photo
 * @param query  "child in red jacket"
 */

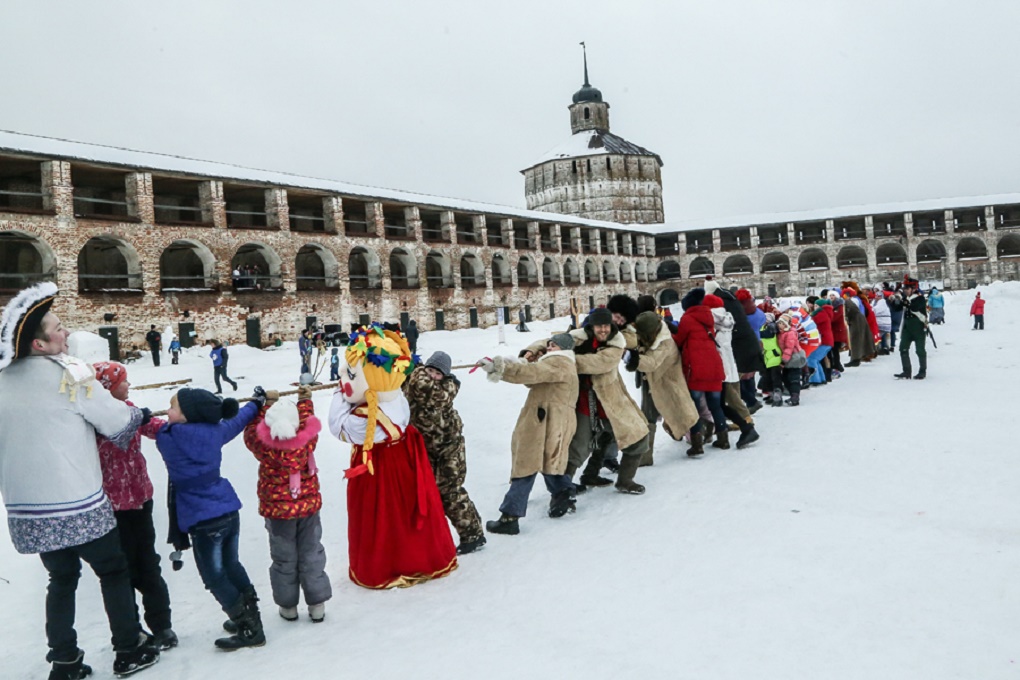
xmin=93 ymin=361 xmax=178 ymax=651
xmin=776 ymin=315 xmax=804 ymax=406
xmin=243 ymin=385 xmax=331 ymax=623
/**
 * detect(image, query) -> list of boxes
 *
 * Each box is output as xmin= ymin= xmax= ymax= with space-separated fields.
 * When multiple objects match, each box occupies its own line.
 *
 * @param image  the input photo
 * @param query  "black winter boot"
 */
xmin=736 ymin=424 xmax=760 ymax=450
xmin=786 ymin=394 xmax=800 ymax=406
xmin=614 ymin=453 xmax=646 ymax=495
xmin=215 ymin=594 xmax=266 ymax=651
xmin=548 ymin=490 xmax=577 ymax=518
xmin=895 ymin=353 xmax=912 ymax=379
xmin=456 ymin=535 xmax=487 ymax=555
xmin=48 ymin=650 xmax=92 ymax=680
xmin=711 ymin=428 xmax=730 ymax=450
xmin=771 ymin=391 xmax=783 ymax=407
xmin=700 ymin=419 xmax=715 ymax=444
xmin=686 ymin=430 xmax=705 ymax=457
xmin=222 ymin=585 xmax=259 ymax=634
xmin=579 ymin=472 xmax=614 ymax=488
xmin=914 ymin=355 xmax=927 ymax=380
xmin=113 ymin=634 xmax=160 ymax=676
xmin=151 ymin=629 xmax=178 ymax=651
xmin=485 ymin=513 xmax=520 ymax=535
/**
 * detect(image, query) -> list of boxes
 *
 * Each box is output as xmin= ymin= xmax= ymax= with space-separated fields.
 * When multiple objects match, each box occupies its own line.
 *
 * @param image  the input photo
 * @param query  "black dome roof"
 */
xmin=572 ymin=84 xmax=603 ymax=104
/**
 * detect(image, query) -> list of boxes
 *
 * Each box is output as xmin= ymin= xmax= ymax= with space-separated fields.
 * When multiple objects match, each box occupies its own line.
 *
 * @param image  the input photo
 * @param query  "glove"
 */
xmin=477 ymin=358 xmax=495 ymax=374
xmin=265 ymin=389 xmax=280 ymax=406
xmin=624 ymin=351 xmax=640 ymax=373
xmin=297 ymin=385 xmax=312 ymax=401
xmin=252 ymin=386 xmax=268 ymax=407
xmin=140 ymin=407 xmax=153 ymax=425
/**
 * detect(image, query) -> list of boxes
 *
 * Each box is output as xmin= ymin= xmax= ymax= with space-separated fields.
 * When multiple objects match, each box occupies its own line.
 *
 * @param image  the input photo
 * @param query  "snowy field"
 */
xmin=3 ymin=285 xmax=1019 ymax=679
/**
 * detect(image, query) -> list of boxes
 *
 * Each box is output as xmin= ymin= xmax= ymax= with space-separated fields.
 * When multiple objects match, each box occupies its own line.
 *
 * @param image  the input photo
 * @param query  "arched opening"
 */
xmin=659 ymin=288 xmax=680 ymax=306
xmin=998 ymin=234 xmax=1020 ymax=258
xmin=584 ymin=107 xmax=590 ymax=120
xmin=348 ymin=246 xmax=381 ymax=289
xmin=295 ymin=244 xmax=339 ymax=291
xmin=619 ymin=261 xmax=633 ymax=282
xmin=689 ymin=256 xmax=714 ymax=278
xmin=761 ymin=252 xmax=790 ymax=273
xmin=837 ymin=245 xmax=869 ymax=269
xmin=542 ymin=257 xmax=560 ymax=286
xmin=797 ymin=248 xmax=829 ymax=271
xmin=635 ymin=260 xmax=647 ymax=282
xmin=517 ymin=255 xmax=538 ymax=286
xmin=563 ymin=258 xmax=580 ymax=285
xmin=956 ymin=237 xmax=988 ymax=261
xmin=491 ymin=253 xmax=511 ymax=287
xmin=585 ymin=258 xmax=600 ymax=283
xmin=0 ymin=232 xmax=56 ymax=292
xmin=232 ymin=243 xmax=283 ymax=291
xmin=656 ymin=260 xmax=681 ymax=281
xmin=78 ymin=235 xmax=143 ymax=292
xmin=460 ymin=252 xmax=485 ymax=288
xmin=875 ymin=242 xmax=908 ymax=266
xmin=916 ymin=239 xmax=947 ymax=264
xmin=426 ymin=251 xmax=453 ymax=288
xmin=160 ymin=239 xmax=216 ymax=291
xmin=722 ymin=254 xmax=753 ymax=276
xmin=603 ymin=260 xmax=618 ymax=283
xmin=388 ymin=247 xmax=419 ymax=289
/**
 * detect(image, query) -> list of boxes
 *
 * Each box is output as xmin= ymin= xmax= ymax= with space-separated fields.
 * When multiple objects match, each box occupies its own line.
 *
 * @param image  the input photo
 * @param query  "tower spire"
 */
xmin=580 ymin=41 xmax=590 ymax=86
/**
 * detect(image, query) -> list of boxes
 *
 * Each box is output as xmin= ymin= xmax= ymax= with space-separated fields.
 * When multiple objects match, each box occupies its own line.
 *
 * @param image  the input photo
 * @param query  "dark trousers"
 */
xmin=115 ymin=500 xmax=172 ymax=633
xmin=739 ymin=377 xmax=758 ymax=407
xmin=782 ymin=367 xmax=802 ymax=396
xmin=689 ymin=390 xmax=725 ymax=433
xmin=213 ymin=365 xmax=237 ymax=393
xmin=499 ymin=473 xmax=574 ymax=518
xmin=39 ymin=528 xmax=141 ymax=663
xmin=149 ymin=342 xmax=160 ymax=367
xmin=830 ymin=343 xmax=845 ymax=372
xmin=190 ymin=511 xmax=252 ymax=611
xmin=171 ymin=351 xmax=179 ymax=365
xmin=973 ymin=314 xmax=984 ymax=330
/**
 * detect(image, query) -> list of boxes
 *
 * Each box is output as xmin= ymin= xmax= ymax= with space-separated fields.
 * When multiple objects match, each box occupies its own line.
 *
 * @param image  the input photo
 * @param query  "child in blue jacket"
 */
xmin=156 ymin=387 xmax=267 ymax=651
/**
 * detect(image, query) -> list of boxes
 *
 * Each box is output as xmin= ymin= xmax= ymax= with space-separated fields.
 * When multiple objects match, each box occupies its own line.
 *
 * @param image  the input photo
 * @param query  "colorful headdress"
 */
xmin=344 ymin=324 xmax=417 ymax=476
xmin=0 ymin=282 xmax=58 ymax=371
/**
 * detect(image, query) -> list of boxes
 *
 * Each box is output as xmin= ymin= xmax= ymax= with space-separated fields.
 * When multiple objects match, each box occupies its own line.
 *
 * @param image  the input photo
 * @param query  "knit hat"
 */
xmin=425 ymin=350 xmax=453 ymax=377
xmin=586 ymin=307 xmax=613 ymax=327
xmin=735 ymin=289 xmax=756 ymax=315
xmin=299 ymin=372 xmax=315 ymax=385
xmin=814 ymin=298 xmax=831 ymax=307
xmin=0 ymin=281 xmax=58 ymax=371
xmin=264 ymin=398 xmax=300 ymax=440
xmin=607 ymin=295 xmax=639 ymax=325
xmin=550 ymin=333 xmax=575 ymax=351
xmin=704 ymin=279 xmax=721 ymax=295
xmin=703 ymin=294 xmax=724 ymax=309
xmin=634 ymin=312 xmax=662 ymax=347
xmin=93 ymin=361 xmax=128 ymax=392
xmin=681 ymin=288 xmax=706 ymax=311
xmin=777 ymin=313 xmax=793 ymax=328
xmin=636 ymin=295 xmax=657 ymax=314
xmin=177 ymin=387 xmax=239 ymax=424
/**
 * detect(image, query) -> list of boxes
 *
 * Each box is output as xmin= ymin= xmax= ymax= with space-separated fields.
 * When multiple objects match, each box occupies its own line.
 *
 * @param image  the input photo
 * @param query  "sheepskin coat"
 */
xmin=635 ymin=321 xmax=700 ymax=439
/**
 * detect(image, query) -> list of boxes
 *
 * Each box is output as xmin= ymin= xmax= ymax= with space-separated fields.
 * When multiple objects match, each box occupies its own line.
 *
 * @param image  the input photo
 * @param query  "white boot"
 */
xmin=279 ymin=605 xmax=298 ymax=621
xmin=308 ymin=603 xmax=326 ymax=623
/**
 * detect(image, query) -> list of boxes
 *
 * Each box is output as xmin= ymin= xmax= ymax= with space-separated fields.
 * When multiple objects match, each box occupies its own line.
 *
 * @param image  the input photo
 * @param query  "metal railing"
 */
xmin=73 ymin=196 xmax=132 ymax=219
xmin=0 ymin=188 xmax=45 ymax=210
xmin=290 ymin=213 xmax=326 ymax=231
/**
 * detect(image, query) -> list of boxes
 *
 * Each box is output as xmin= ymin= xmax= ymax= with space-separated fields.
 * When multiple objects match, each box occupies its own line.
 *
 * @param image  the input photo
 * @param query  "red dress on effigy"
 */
xmin=344 ymin=405 xmax=457 ymax=589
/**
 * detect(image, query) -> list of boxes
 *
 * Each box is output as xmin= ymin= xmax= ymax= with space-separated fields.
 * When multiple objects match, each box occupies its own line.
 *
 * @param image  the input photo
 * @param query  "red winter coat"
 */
xmin=860 ymin=295 xmax=881 ymax=342
xmin=96 ymin=399 xmax=167 ymax=512
xmin=970 ymin=298 xmax=985 ymax=315
xmin=830 ymin=303 xmax=849 ymax=344
xmin=243 ymin=399 xmax=323 ymax=520
xmin=812 ymin=305 xmax=834 ymax=347
xmin=673 ymin=306 xmax=725 ymax=392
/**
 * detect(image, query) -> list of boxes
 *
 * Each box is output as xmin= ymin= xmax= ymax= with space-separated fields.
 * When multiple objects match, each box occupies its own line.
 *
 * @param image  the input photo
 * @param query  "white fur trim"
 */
xmin=265 ymin=398 xmax=300 ymax=440
xmin=0 ymin=282 xmax=58 ymax=371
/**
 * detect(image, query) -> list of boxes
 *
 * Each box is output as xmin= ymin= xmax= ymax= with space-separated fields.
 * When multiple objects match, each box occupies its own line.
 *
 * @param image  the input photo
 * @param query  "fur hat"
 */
xmin=585 ymin=307 xmax=613 ymax=327
xmin=264 ymin=398 xmax=300 ymax=440
xmin=93 ymin=361 xmax=128 ymax=392
xmin=703 ymin=294 xmax=724 ymax=309
xmin=704 ymin=279 xmax=721 ymax=295
xmin=177 ymin=387 xmax=239 ymax=424
xmin=550 ymin=333 xmax=575 ymax=351
xmin=425 ymin=351 xmax=453 ymax=377
xmin=607 ymin=295 xmax=639 ymax=325
xmin=634 ymin=312 xmax=662 ymax=347
xmin=0 ymin=281 xmax=58 ymax=371
xmin=681 ymin=288 xmax=706 ymax=311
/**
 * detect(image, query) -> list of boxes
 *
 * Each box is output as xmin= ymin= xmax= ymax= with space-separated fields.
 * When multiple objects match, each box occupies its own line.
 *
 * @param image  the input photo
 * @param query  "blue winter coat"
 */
xmin=209 ymin=346 xmax=227 ymax=367
xmin=156 ymin=402 xmax=258 ymax=533
xmin=745 ymin=308 xmax=766 ymax=342
xmin=928 ymin=291 xmax=944 ymax=309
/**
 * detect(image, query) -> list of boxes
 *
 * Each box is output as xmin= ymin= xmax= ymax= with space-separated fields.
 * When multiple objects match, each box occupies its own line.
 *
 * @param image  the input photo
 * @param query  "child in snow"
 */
xmin=93 ymin=361 xmax=178 ymax=651
xmin=403 ymin=351 xmax=486 ymax=555
xmin=156 ymin=387 xmax=265 ymax=650
xmin=242 ymin=385 xmax=331 ymax=623
xmin=329 ymin=347 xmax=339 ymax=381
xmin=169 ymin=338 xmax=181 ymax=365
xmin=777 ymin=314 xmax=804 ymax=406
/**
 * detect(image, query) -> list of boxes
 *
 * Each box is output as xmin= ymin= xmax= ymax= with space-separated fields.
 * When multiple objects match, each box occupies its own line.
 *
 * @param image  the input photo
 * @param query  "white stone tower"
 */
xmin=522 ymin=46 xmax=665 ymax=224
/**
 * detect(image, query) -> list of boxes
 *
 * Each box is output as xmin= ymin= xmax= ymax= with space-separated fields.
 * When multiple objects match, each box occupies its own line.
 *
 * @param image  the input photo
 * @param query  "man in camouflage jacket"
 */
xmin=403 ymin=352 xmax=485 ymax=555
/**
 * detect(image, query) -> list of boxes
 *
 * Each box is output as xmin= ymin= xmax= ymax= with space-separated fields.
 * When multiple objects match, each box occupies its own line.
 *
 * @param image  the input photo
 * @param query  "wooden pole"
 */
xmin=150 ymin=381 xmax=339 ymax=417
xmin=134 ymin=378 xmax=192 ymax=391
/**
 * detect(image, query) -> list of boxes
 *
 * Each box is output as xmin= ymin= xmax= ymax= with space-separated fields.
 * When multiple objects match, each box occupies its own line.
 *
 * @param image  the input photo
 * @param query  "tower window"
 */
xmin=572 ymin=160 xmax=577 ymax=174
xmin=584 ymin=107 xmax=590 ymax=120
xmin=606 ymin=157 xmax=612 ymax=171
xmin=586 ymin=159 xmax=592 ymax=173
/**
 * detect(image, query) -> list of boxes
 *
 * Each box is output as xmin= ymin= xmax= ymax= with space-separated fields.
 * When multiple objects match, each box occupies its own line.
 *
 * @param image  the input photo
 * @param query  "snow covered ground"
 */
xmin=2 ymin=285 xmax=1018 ymax=679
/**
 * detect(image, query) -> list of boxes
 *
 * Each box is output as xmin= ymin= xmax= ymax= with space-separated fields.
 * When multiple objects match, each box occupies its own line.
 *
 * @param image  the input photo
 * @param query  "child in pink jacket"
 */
xmin=94 ymin=361 xmax=177 ymax=650
xmin=776 ymin=315 xmax=803 ymax=406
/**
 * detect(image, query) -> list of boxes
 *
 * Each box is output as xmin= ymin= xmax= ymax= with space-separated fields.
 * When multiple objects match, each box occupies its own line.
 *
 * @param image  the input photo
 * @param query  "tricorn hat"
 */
xmin=0 ymin=282 xmax=58 ymax=371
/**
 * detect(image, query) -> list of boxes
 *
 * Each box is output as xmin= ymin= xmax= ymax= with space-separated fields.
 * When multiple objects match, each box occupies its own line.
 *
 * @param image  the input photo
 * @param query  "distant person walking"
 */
xmin=516 ymin=309 xmax=529 ymax=332
xmin=146 ymin=325 xmax=162 ymax=367
xmin=927 ymin=287 xmax=945 ymax=325
xmin=169 ymin=337 xmax=181 ymax=365
xmin=404 ymin=319 xmax=419 ymax=354
xmin=970 ymin=292 xmax=985 ymax=330
xmin=208 ymin=339 xmax=238 ymax=393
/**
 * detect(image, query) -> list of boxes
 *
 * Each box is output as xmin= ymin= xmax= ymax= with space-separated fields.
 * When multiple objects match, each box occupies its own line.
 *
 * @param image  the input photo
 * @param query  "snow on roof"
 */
xmin=643 ymin=193 xmax=1020 ymax=235
xmin=524 ymin=129 xmax=663 ymax=170
xmin=0 ymin=130 xmax=643 ymax=233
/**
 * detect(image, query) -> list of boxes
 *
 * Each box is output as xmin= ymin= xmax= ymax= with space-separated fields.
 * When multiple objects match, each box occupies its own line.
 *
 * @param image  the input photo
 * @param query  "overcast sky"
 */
xmin=3 ymin=1 xmax=1018 ymax=225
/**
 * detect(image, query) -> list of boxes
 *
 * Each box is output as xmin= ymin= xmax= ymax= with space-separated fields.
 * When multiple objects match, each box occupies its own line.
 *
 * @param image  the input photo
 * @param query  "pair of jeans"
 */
xmin=39 ymin=528 xmax=141 ymax=662
xmin=114 ymin=500 xmax=172 ymax=633
xmin=973 ymin=314 xmax=984 ymax=330
xmin=190 ymin=511 xmax=252 ymax=611
xmin=213 ymin=365 xmax=237 ymax=393
xmin=499 ymin=473 xmax=574 ymax=518
xmin=739 ymin=377 xmax=758 ymax=408
xmin=807 ymin=345 xmax=831 ymax=384
xmin=689 ymin=390 xmax=725 ymax=434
